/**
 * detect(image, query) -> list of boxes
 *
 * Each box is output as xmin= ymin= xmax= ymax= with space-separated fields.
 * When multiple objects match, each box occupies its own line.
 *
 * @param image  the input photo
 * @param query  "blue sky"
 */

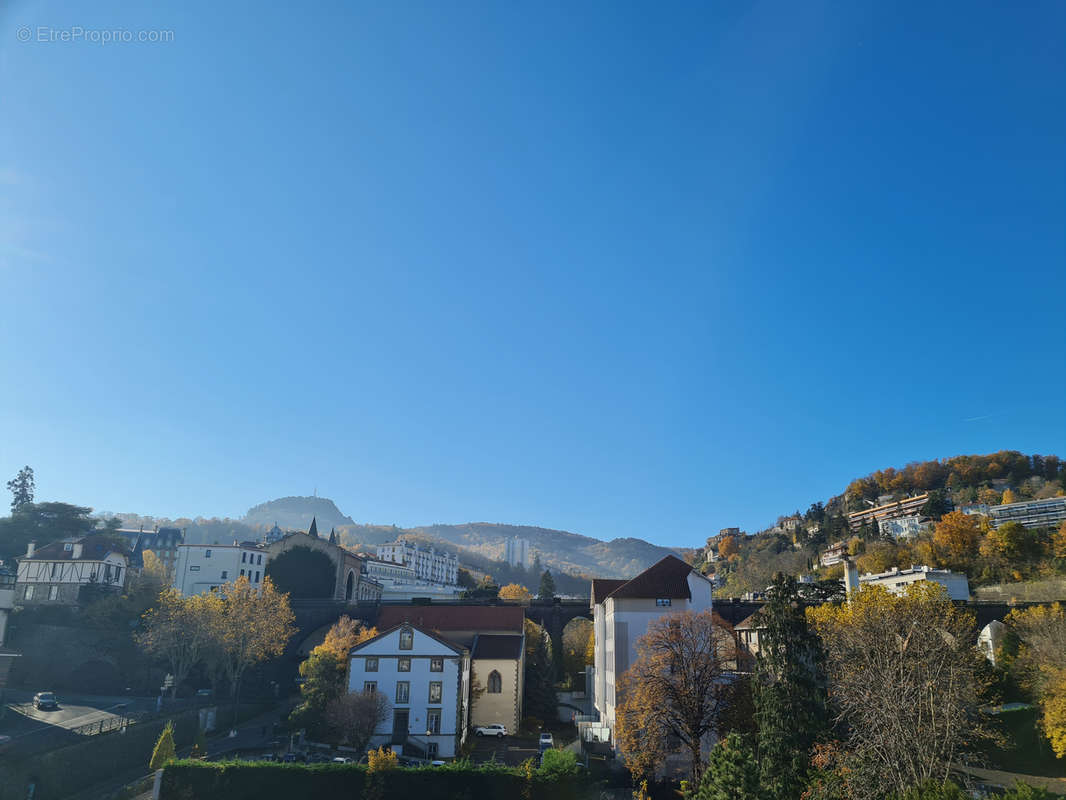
xmin=1 ymin=1 xmax=1063 ymax=546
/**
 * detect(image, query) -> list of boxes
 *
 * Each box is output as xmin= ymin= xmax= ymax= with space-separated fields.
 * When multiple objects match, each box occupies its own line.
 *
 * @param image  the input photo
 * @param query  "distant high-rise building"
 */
xmin=504 ymin=536 xmax=530 ymax=569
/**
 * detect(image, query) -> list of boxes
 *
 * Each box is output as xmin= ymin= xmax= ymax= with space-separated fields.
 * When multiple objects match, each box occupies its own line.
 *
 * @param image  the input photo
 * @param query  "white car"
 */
xmin=538 ymin=732 xmax=554 ymax=750
xmin=474 ymin=723 xmax=507 ymax=737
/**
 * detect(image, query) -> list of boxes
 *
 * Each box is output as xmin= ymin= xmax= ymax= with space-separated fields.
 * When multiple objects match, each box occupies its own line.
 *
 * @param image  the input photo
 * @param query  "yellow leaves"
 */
xmin=498 ymin=583 xmax=532 ymax=602
xmin=1001 ymin=489 xmax=1018 ymax=505
xmin=316 ymin=615 xmax=376 ymax=659
xmin=1052 ymin=522 xmax=1066 ymax=559
xmin=367 ymin=745 xmax=398 ymax=772
xmin=932 ymin=511 xmax=982 ymax=566
xmin=1041 ymin=667 xmax=1066 ymax=758
xmin=718 ymin=536 xmax=739 ymax=560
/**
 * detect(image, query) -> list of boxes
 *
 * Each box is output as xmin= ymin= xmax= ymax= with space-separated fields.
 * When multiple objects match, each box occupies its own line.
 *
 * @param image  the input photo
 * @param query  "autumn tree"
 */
xmin=215 ymin=576 xmax=296 ymax=720
xmin=499 ymin=583 xmax=532 ymax=602
xmin=1006 ymin=603 xmax=1066 ymax=757
xmin=754 ymin=573 xmax=828 ymax=800
xmin=616 ymin=610 xmax=738 ymax=782
xmin=718 ymin=535 xmax=739 ymax=560
xmin=808 ymin=583 xmax=986 ymax=798
xmin=318 ymin=615 xmax=377 ymax=658
xmin=149 ymin=721 xmax=176 ymax=770
xmin=523 ymin=619 xmax=557 ymax=722
xmin=931 ymin=511 xmax=982 ymax=567
xmin=325 ymin=690 xmax=390 ymax=752
xmin=138 ymin=589 xmax=223 ymax=698
xmin=1001 ymin=488 xmax=1018 ymax=505
xmin=1051 ymin=521 xmax=1066 ymax=560
xmin=561 ymin=617 xmax=593 ymax=684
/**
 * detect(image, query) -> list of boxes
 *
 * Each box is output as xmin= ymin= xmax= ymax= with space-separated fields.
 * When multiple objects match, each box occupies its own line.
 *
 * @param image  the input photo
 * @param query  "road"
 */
xmin=0 ymin=690 xmax=159 ymax=747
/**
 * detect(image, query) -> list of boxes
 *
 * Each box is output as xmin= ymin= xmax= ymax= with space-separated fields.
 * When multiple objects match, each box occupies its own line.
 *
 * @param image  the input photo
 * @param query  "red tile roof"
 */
xmin=599 ymin=555 xmax=695 ymax=601
xmin=376 ymin=605 xmax=525 ymax=633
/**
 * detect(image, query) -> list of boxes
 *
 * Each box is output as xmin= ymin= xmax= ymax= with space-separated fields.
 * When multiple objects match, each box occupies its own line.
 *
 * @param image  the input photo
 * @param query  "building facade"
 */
xmin=844 ymin=562 xmax=970 ymax=600
xmin=117 ymin=526 xmax=185 ymax=575
xmin=376 ymin=541 xmax=458 ymax=586
xmin=0 ymin=562 xmax=15 ymax=646
xmin=347 ymin=624 xmax=470 ymax=759
xmin=266 ymin=519 xmax=383 ymax=603
xmin=589 ymin=555 xmax=714 ymax=743
xmin=15 ymin=536 xmax=129 ymax=606
xmin=504 ymin=537 xmax=531 ymax=569
xmin=877 ymin=515 xmax=932 ymax=540
xmin=847 ymin=493 xmax=944 ymax=532
xmin=964 ymin=497 xmax=1066 ymax=530
xmin=364 ymin=560 xmax=462 ymax=601
xmin=820 ymin=540 xmax=847 ymax=567
xmin=172 ymin=542 xmax=268 ymax=595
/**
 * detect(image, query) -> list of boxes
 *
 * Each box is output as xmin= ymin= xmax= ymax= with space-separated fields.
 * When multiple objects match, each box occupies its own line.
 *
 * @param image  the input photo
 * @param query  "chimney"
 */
xmin=843 ymin=557 xmax=860 ymax=601
xmin=72 ymin=542 xmax=83 ymax=559
xmin=26 ymin=541 xmax=36 ymax=557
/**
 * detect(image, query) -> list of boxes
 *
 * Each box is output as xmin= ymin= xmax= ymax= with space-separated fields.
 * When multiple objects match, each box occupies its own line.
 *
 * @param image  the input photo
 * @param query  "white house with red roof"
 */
xmin=589 ymin=555 xmax=713 ymax=742
xmin=15 ymin=535 xmax=129 ymax=606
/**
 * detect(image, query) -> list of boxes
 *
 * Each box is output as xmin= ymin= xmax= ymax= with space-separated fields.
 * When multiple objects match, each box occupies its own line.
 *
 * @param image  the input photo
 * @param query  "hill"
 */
xmin=244 ymin=496 xmax=354 ymax=532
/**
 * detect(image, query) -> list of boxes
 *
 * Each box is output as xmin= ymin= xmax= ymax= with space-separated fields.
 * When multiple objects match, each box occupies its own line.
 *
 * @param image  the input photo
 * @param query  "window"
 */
xmin=64 ymin=542 xmax=73 ymax=551
xmin=205 ymin=549 xmax=212 ymax=558
xmin=24 ymin=585 xmax=34 ymax=600
xmin=399 ymin=629 xmax=413 ymax=650
xmin=395 ymin=681 xmax=410 ymax=703
xmin=398 ymin=657 xmax=411 ymax=672
xmin=430 ymin=657 xmax=444 ymax=672
xmin=241 ymin=552 xmax=247 ymax=563
xmin=189 ymin=565 xmax=200 ymax=572
xmin=487 ymin=670 xmax=502 ymax=693
xmin=254 ymin=571 xmax=260 ymax=582
xmin=429 ymin=681 xmax=442 ymax=703
xmin=427 ymin=742 xmax=438 ymax=757
xmin=240 ymin=569 xmax=245 ymax=577
xmin=656 ymin=598 xmax=672 ymax=607
xmin=363 ymin=681 xmax=377 ymax=694
xmin=48 ymin=585 xmax=59 ymax=600
xmin=257 ymin=554 xmax=262 ymax=565
xmin=104 ymin=564 xmax=112 ymax=582
xmin=50 ymin=562 xmax=57 ymax=578
xmin=365 ymin=657 xmax=379 ymax=672
xmin=220 ymin=571 xmax=228 ymax=580
xmin=427 ymin=709 xmax=441 ymax=735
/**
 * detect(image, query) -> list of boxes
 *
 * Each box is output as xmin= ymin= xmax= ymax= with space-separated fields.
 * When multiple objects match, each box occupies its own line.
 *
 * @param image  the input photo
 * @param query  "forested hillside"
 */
xmin=705 ymin=451 xmax=1066 ymax=598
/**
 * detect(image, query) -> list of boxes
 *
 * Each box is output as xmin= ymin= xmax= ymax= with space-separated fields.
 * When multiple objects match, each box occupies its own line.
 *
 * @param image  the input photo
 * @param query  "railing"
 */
xmin=71 ymin=712 xmax=143 ymax=737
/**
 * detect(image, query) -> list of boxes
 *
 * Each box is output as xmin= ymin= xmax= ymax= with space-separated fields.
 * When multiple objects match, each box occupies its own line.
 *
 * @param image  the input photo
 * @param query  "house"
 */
xmin=844 ymin=561 xmax=970 ymax=601
xmin=265 ymin=518 xmax=382 ymax=602
xmin=376 ymin=605 xmax=525 ymax=732
xmin=15 ymin=536 xmax=129 ymax=606
xmin=734 ymin=607 xmax=767 ymax=664
xmin=172 ymin=541 xmax=268 ymax=595
xmin=116 ymin=526 xmax=185 ymax=575
xmin=820 ymin=541 xmax=847 ymax=567
xmin=589 ymin=555 xmax=714 ymax=744
xmin=347 ymin=623 xmax=471 ymax=759
xmin=877 ymin=515 xmax=931 ymax=540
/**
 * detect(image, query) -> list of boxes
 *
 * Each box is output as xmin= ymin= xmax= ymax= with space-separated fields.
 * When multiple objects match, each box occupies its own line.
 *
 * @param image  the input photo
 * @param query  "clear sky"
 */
xmin=1 ymin=1 xmax=1063 ymax=546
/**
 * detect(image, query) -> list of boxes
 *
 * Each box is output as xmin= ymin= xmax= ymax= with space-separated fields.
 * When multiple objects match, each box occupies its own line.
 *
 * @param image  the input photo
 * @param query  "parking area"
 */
xmin=468 ymin=733 xmax=540 ymax=766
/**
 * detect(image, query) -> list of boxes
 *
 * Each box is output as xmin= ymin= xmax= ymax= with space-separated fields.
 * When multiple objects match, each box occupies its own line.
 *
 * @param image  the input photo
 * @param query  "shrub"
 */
xmin=367 ymin=746 xmax=399 ymax=772
xmin=538 ymin=749 xmax=579 ymax=778
xmin=149 ymin=721 xmax=177 ymax=770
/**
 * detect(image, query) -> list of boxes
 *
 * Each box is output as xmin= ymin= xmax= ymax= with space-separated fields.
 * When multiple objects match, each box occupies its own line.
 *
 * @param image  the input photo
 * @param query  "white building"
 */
xmin=878 ymin=515 xmax=931 ymax=540
xmin=347 ymin=623 xmax=471 ymax=759
xmin=589 ymin=555 xmax=714 ymax=744
xmin=376 ymin=541 xmax=458 ymax=586
xmin=964 ymin=497 xmax=1066 ymax=530
xmin=978 ymin=620 xmax=1007 ymax=666
xmin=0 ymin=563 xmax=15 ymax=646
xmin=844 ymin=562 xmax=970 ymax=601
xmin=364 ymin=560 xmax=462 ymax=601
xmin=15 ymin=536 xmax=129 ymax=606
xmin=820 ymin=540 xmax=847 ymax=567
xmin=172 ymin=542 xmax=268 ymax=595
xmin=504 ymin=537 xmax=531 ymax=569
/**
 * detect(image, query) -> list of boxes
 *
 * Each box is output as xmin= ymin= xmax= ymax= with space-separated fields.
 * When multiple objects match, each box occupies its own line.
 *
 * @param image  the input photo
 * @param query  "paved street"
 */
xmin=0 ymin=691 xmax=160 ymax=749
xmin=468 ymin=733 xmax=539 ymax=766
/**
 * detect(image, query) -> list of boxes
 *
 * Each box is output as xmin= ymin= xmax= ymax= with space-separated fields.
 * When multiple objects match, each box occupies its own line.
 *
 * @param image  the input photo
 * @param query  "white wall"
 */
xmin=172 ymin=545 xmax=267 ymax=595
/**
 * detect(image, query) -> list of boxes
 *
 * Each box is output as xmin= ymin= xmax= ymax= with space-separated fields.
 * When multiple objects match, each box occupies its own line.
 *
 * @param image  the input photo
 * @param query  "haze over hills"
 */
xmin=241 ymin=496 xmax=678 ymax=580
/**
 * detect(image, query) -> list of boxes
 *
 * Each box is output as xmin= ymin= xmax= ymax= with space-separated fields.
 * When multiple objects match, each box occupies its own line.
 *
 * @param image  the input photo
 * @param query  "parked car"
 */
xmin=33 ymin=692 xmax=58 ymax=710
xmin=538 ymin=732 xmax=554 ymax=751
xmin=195 ymin=688 xmax=213 ymax=698
xmin=430 ymin=760 xmax=446 ymax=767
xmin=332 ymin=756 xmax=353 ymax=764
xmin=474 ymin=723 xmax=507 ymax=737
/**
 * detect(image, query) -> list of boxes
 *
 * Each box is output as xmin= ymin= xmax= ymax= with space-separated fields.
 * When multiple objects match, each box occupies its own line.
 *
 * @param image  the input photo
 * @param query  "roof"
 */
xmin=602 ymin=555 xmax=695 ymax=601
xmin=734 ymin=608 xmax=767 ymax=631
xmin=472 ymin=634 xmax=524 ymax=660
xmin=350 ymin=623 xmax=466 ymax=656
xmin=23 ymin=535 xmax=127 ymax=563
xmin=377 ymin=605 xmax=525 ymax=633
xmin=590 ymin=579 xmax=627 ymax=605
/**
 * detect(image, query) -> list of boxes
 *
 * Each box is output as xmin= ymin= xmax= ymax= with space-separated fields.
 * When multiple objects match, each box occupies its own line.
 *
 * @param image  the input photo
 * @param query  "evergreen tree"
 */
xmin=6 ymin=466 xmax=34 ymax=513
xmin=754 ymin=573 xmax=828 ymax=800
xmin=538 ymin=569 xmax=556 ymax=599
xmin=690 ymin=734 xmax=761 ymax=800
xmin=149 ymin=721 xmax=177 ymax=770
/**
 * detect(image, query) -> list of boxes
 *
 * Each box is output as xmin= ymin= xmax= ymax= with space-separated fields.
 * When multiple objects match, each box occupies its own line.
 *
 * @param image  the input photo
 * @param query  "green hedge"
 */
xmin=160 ymin=761 xmax=589 ymax=800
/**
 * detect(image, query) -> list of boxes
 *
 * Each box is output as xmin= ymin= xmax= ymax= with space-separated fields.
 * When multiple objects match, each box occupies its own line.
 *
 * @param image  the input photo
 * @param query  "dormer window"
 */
xmin=64 ymin=543 xmax=73 ymax=551
xmin=399 ymin=629 xmax=413 ymax=650
xmin=656 ymin=598 xmax=672 ymax=607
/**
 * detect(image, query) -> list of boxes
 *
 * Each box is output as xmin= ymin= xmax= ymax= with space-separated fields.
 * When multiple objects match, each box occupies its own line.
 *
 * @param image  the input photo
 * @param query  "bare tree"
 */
xmin=808 ymin=583 xmax=987 ymax=798
xmin=326 ymin=691 xmax=391 ymax=752
xmin=615 ymin=610 xmax=738 ymax=782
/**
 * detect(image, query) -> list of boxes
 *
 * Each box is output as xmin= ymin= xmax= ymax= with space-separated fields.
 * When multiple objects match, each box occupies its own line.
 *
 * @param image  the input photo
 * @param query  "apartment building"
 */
xmin=844 ymin=562 xmax=970 ymax=600
xmin=877 ymin=515 xmax=932 ymax=540
xmin=173 ymin=542 xmax=268 ymax=595
xmin=15 ymin=536 xmax=129 ymax=606
xmin=847 ymin=493 xmax=941 ymax=531
xmin=376 ymin=541 xmax=458 ymax=586
xmin=964 ymin=497 xmax=1066 ymax=530
xmin=504 ymin=537 xmax=531 ymax=569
